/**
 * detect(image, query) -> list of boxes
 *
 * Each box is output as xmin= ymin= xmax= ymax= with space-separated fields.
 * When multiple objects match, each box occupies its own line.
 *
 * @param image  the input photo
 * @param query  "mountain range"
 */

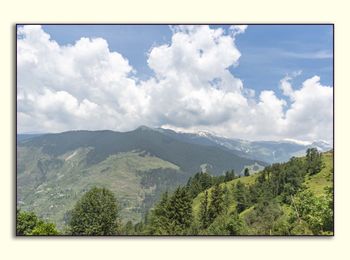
xmin=139 ymin=126 xmax=332 ymax=163
xmin=16 ymin=126 xmax=332 ymax=228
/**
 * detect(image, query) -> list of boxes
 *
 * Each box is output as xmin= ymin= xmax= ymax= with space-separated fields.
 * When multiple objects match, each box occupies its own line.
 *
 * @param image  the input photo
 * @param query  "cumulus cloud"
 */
xmin=17 ymin=25 xmax=150 ymax=132
xmin=229 ymin=25 xmax=248 ymax=36
xmin=17 ymin=25 xmax=333 ymax=143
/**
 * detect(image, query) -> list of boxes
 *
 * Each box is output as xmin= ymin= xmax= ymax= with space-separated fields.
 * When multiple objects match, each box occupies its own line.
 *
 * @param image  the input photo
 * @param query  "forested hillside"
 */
xmin=17 ymin=148 xmax=333 ymax=236
xmin=132 ymin=149 xmax=333 ymax=235
xmin=17 ymin=128 xmax=264 ymax=229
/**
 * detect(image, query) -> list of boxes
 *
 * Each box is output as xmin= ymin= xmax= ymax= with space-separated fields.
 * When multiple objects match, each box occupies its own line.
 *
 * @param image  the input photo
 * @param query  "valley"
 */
xmin=17 ymin=126 xmax=333 ymax=232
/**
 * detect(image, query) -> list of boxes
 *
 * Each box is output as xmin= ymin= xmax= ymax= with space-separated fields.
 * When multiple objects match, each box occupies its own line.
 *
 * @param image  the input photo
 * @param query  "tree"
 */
xmin=226 ymin=212 xmax=245 ymax=235
xmin=31 ymin=221 xmax=59 ymax=235
xmin=199 ymin=190 xmax=210 ymax=229
xmin=146 ymin=187 xmax=193 ymax=235
xmin=168 ymin=187 xmax=193 ymax=233
xmin=17 ymin=209 xmax=59 ymax=235
xmin=208 ymin=184 xmax=224 ymax=223
xmin=289 ymin=188 xmax=333 ymax=234
xmin=244 ymin=168 xmax=250 ymax=177
xmin=306 ymin=148 xmax=322 ymax=175
xmin=207 ymin=211 xmax=244 ymax=235
xmin=224 ymin=170 xmax=235 ymax=182
xmin=69 ymin=187 xmax=120 ymax=235
xmin=146 ymin=191 xmax=172 ymax=235
xmin=245 ymin=199 xmax=283 ymax=235
xmin=17 ymin=210 xmax=38 ymax=235
xmin=234 ymin=181 xmax=249 ymax=213
xmin=186 ymin=172 xmax=213 ymax=198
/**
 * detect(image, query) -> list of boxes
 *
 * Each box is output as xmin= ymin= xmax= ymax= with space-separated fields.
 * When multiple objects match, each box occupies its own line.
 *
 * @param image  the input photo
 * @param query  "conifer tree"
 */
xmin=146 ymin=191 xmax=171 ymax=234
xmin=168 ymin=187 xmax=193 ymax=232
xmin=208 ymin=184 xmax=224 ymax=223
xmin=306 ymin=148 xmax=322 ymax=175
xmin=234 ymin=181 xmax=248 ymax=213
xmin=199 ymin=190 xmax=210 ymax=229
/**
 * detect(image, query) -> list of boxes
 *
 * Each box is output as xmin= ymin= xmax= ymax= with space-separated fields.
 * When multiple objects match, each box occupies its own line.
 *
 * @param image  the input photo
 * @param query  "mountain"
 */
xmin=157 ymin=128 xmax=332 ymax=163
xmin=17 ymin=126 xmax=265 ymax=229
xmin=17 ymin=126 xmax=332 ymax=230
xmin=189 ymin=150 xmax=333 ymax=235
xmin=17 ymin=133 xmax=45 ymax=142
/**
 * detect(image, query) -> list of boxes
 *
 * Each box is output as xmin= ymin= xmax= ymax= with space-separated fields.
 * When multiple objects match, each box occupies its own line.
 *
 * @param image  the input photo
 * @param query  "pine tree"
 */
xmin=168 ymin=187 xmax=193 ymax=233
xmin=234 ymin=181 xmax=248 ymax=213
xmin=208 ymin=184 xmax=224 ymax=223
xmin=147 ymin=191 xmax=171 ymax=235
xmin=306 ymin=148 xmax=322 ymax=175
xmin=222 ymin=185 xmax=231 ymax=213
xmin=199 ymin=190 xmax=210 ymax=229
xmin=224 ymin=170 xmax=235 ymax=182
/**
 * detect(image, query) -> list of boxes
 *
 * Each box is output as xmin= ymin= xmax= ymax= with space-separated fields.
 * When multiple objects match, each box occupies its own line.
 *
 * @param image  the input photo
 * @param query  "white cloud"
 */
xmin=284 ymin=76 xmax=333 ymax=142
xmin=17 ymin=25 xmax=150 ymax=133
xmin=280 ymin=75 xmax=296 ymax=100
xmin=229 ymin=25 xmax=248 ymax=36
xmin=17 ymin=25 xmax=333 ymax=143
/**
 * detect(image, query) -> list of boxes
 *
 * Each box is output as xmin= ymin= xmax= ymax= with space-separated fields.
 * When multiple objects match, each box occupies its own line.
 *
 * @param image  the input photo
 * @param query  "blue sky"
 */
xmin=18 ymin=25 xmax=333 ymax=142
xmin=42 ymin=24 xmax=333 ymax=98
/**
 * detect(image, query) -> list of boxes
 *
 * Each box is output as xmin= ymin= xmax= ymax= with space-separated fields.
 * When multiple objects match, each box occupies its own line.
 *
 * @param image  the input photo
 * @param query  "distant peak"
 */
xmin=282 ymin=138 xmax=312 ymax=146
xmin=196 ymin=130 xmax=213 ymax=137
xmin=311 ymin=140 xmax=331 ymax=145
xmin=136 ymin=125 xmax=152 ymax=131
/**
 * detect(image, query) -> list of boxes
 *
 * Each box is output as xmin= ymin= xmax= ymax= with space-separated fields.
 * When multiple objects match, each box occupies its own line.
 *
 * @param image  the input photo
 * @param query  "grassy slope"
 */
xmin=304 ymin=151 xmax=333 ymax=196
xmin=17 ymin=148 xmax=179 ymax=229
xmin=192 ymin=151 xmax=333 ymax=232
xmin=192 ymin=174 xmax=258 ymax=220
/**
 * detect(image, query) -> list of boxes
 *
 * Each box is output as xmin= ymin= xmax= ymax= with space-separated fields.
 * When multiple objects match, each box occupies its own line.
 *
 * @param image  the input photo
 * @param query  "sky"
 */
xmin=17 ymin=24 xmax=333 ymax=143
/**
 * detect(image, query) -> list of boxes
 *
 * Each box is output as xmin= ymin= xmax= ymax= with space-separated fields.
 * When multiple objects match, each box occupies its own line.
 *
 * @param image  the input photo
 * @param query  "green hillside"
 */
xmin=196 ymin=150 xmax=333 ymax=235
xmin=21 ymin=128 xmax=266 ymax=175
xmin=140 ymin=149 xmax=333 ymax=235
xmin=17 ymin=147 xmax=183 ymax=229
xmin=193 ymin=151 xmax=333 ymax=219
xmin=304 ymin=151 xmax=333 ymax=196
xmin=192 ymin=174 xmax=258 ymax=218
xmin=17 ymin=128 xmax=266 ymax=230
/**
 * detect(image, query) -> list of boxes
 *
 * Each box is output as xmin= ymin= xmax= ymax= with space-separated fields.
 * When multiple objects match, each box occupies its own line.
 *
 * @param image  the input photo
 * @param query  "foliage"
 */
xmin=289 ymin=188 xmax=333 ymax=234
xmin=199 ymin=190 xmax=210 ymax=229
xmin=17 ymin=209 xmax=59 ymax=235
xmin=208 ymin=184 xmax=225 ymax=223
xmin=31 ymin=222 xmax=60 ymax=235
xmin=306 ymin=148 xmax=323 ymax=175
xmin=186 ymin=172 xmax=214 ymax=198
xmin=18 ymin=148 xmax=332 ymax=236
xmin=234 ymin=181 xmax=250 ymax=213
xmin=68 ymin=187 xmax=120 ymax=235
xmin=225 ymin=212 xmax=245 ymax=235
xmin=145 ymin=187 xmax=193 ymax=235
xmin=244 ymin=199 xmax=283 ymax=235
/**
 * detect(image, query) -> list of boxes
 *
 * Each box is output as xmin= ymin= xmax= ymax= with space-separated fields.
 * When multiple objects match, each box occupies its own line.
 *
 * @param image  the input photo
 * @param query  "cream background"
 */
xmin=1 ymin=0 xmax=349 ymax=259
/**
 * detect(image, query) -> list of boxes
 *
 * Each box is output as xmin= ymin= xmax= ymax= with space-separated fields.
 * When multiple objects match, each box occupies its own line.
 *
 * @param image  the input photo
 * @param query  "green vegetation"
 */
xmin=17 ymin=209 xmax=59 ymax=235
xmin=16 ymin=128 xmax=333 ymax=236
xmin=17 ymin=149 xmax=182 ymax=229
xmin=131 ymin=150 xmax=333 ymax=235
xmin=68 ymin=187 xmax=120 ymax=235
xmin=17 ymin=129 xmax=264 ymax=230
xmin=244 ymin=168 xmax=250 ymax=176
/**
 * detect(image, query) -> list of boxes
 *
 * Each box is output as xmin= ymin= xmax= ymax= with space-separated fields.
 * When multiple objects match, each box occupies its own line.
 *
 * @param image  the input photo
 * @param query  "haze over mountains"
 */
xmin=17 ymin=126 xmax=332 ymax=228
xmin=150 ymin=126 xmax=332 ymax=163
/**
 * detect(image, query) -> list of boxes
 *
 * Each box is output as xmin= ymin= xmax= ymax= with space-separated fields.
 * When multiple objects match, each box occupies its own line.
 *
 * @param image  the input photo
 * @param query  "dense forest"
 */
xmin=17 ymin=148 xmax=333 ymax=236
